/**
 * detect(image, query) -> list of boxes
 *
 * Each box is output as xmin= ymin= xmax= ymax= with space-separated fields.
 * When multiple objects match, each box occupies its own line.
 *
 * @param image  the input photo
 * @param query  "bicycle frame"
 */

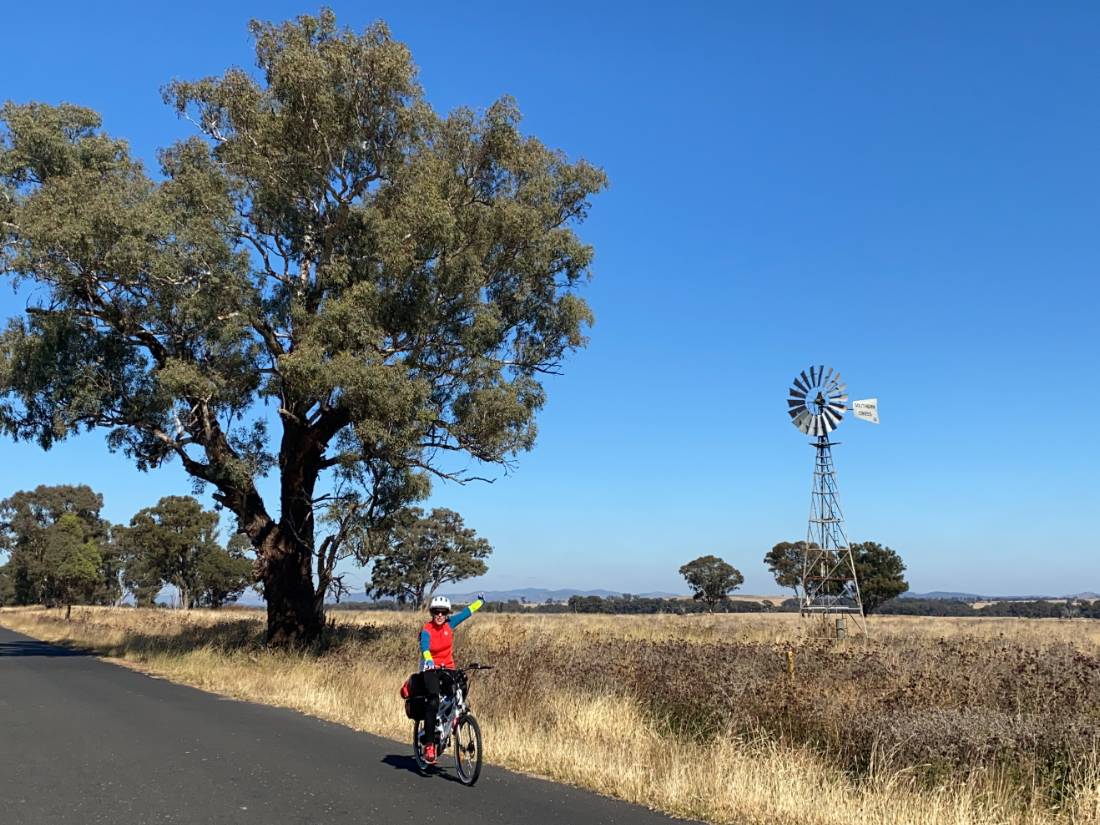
xmin=433 ymin=682 xmax=468 ymax=750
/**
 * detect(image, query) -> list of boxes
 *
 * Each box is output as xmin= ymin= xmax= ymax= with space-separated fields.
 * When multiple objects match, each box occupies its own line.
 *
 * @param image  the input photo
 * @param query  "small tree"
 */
xmin=369 ymin=508 xmax=490 ymax=608
xmin=851 ymin=541 xmax=908 ymax=613
xmin=120 ymin=496 xmax=252 ymax=609
xmin=0 ymin=484 xmax=117 ymax=606
xmin=195 ymin=533 xmax=254 ymax=608
xmin=764 ymin=540 xmax=808 ymax=600
xmin=679 ymin=554 xmax=743 ymax=610
xmin=45 ymin=514 xmax=103 ymax=619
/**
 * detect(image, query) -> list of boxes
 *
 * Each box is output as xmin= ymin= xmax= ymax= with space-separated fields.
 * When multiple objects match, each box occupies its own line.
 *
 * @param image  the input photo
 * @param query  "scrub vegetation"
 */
xmin=2 ymin=607 xmax=1098 ymax=825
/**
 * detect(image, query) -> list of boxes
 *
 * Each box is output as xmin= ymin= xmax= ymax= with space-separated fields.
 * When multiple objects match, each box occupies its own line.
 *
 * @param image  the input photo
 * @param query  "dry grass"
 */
xmin=2 ymin=605 xmax=1098 ymax=825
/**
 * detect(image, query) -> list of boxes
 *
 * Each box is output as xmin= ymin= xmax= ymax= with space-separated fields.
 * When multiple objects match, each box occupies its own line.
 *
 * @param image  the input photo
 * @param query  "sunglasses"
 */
xmin=430 ymin=609 xmax=450 ymax=616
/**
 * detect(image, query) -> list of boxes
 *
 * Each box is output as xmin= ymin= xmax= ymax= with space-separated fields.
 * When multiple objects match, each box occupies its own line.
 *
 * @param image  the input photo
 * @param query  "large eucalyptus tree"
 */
xmin=0 ymin=10 xmax=604 ymax=644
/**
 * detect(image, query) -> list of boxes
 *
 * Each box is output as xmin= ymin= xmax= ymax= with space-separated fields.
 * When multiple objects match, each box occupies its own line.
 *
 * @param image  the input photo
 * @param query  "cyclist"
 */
xmin=410 ymin=593 xmax=484 ymax=764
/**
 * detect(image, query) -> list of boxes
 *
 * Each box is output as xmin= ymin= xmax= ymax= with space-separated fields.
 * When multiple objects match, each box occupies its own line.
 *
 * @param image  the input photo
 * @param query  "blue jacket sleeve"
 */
xmin=449 ymin=598 xmax=484 ymax=628
xmin=419 ymin=629 xmax=432 ymax=662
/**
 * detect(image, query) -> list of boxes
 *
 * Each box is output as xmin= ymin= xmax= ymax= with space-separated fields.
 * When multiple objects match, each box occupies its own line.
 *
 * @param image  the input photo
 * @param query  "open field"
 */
xmin=2 ymin=607 xmax=1098 ymax=825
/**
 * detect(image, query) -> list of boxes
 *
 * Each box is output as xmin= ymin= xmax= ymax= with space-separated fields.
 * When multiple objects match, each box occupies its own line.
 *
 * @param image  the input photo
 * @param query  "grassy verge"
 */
xmin=2 ymin=606 xmax=1098 ymax=825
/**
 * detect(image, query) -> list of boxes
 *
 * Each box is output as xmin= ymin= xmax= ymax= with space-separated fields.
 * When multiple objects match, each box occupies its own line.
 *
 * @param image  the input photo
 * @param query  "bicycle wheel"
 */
xmin=453 ymin=713 xmax=483 ymax=786
xmin=412 ymin=719 xmax=431 ymax=773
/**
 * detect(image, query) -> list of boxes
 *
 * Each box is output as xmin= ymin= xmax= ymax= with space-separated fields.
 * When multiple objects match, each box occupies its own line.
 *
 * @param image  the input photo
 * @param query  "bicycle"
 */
xmin=411 ymin=663 xmax=493 ymax=785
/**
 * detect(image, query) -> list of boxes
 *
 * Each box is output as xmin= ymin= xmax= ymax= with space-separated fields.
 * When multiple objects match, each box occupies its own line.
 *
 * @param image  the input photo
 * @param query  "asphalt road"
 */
xmin=0 ymin=625 xmax=699 ymax=825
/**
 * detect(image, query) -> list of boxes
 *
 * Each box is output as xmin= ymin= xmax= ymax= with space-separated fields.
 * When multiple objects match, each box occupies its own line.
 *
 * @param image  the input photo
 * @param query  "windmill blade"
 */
xmin=823 ymin=407 xmax=843 ymax=428
xmin=789 ymin=387 xmax=807 ymax=400
xmin=800 ymin=370 xmax=811 ymax=390
xmin=826 ymin=370 xmax=841 ymax=389
xmin=822 ymin=367 xmax=833 ymax=387
xmin=826 ymin=404 xmax=846 ymax=420
xmin=817 ymin=365 xmax=825 ymax=386
xmin=793 ymin=375 xmax=808 ymax=393
xmin=833 ymin=383 xmax=847 ymax=397
xmin=795 ymin=411 xmax=812 ymax=433
xmin=788 ymin=406 xmax=804 ymax=420
xmin=788 ymin=399 xmax=806 ymax=410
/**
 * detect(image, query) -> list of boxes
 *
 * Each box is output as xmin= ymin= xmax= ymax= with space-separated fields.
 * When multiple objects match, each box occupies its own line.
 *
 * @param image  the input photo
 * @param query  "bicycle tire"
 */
xmin=453 ymin=713 xmax=483 ymax=786
xmin=412 ymin=719 xmax=431 ymax=773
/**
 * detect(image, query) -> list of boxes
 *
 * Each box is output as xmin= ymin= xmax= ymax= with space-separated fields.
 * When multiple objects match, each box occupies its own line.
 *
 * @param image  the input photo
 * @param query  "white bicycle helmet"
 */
xmin=429 ymin=595 xmax=452 ymax=612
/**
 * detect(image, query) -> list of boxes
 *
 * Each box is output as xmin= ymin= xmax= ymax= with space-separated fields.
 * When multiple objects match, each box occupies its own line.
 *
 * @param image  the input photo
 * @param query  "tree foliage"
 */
xmin=194 ymin=532 xmax=254 ymax=608
xmin=764 ymin=540 xmax=807 ymax=598
xmin=0 ymin=484 xmax=119 ymax=607
xmin=369 ymin=507 xmax=490 ymax=607
xmin=678 ymin=554 xmax=744 ymax=610
xmin=851 ymin=541 xmax=908 ymax=614
xmin=0 ymin=11 xmax=604 ymax=643
xmin=119 ymin=495 xmax=253 ymax=609
xmin=48 ymin=513 xmax=104 ymax=617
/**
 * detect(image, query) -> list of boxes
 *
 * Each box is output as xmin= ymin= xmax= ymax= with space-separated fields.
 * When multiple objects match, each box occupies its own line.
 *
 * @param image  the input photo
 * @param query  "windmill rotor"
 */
xmin=787 ymin=365 xmax=849 ymax=436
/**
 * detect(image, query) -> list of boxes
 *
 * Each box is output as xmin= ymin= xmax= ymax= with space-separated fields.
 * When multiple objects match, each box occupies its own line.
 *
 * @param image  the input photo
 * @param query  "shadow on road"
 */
xmin=381 ymin=754 xmax=463 ymax=783
xmin=2 ymin=615 xmax=400 ymax=662
xmin=0 ymin=640 xmax=89 ymax=657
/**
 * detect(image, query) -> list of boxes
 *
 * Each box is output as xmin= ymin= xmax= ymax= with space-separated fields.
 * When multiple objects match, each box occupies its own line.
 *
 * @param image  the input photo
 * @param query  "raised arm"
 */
xmin=449 ymin=596 xmax=484 ymax=628
xmin=419 ymin=629 xmax=434 ymax=670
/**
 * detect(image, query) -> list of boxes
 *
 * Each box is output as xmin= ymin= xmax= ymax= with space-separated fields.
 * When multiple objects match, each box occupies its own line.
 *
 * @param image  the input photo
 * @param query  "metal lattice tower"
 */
xmin=786 ymin=366 xmax=878 ymax=631
xmin=802 ymin=434 xmax=864 ymax=625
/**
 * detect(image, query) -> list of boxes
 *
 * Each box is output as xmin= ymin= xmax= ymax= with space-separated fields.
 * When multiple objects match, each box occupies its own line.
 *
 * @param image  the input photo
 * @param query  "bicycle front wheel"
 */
xmin=453 ymin=713 xmax=483 ymax=785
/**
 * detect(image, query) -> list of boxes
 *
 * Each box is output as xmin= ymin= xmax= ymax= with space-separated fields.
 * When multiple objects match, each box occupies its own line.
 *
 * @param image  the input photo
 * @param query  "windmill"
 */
xmin=787 ymin=366 xmax=878 ymax=632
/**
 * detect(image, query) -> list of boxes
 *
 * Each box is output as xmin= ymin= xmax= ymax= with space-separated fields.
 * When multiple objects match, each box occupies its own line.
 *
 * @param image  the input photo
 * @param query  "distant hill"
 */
xmin=334 ymin=587 xmax=637 ymax=605
xmin=439 ymin=588 xmax=681 ymax=604
xmin=901 ymin=591 xmax=986 ymax=601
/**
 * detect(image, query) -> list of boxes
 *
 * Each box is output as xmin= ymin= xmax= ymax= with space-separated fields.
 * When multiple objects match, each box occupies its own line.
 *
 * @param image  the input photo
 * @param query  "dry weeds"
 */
xmin=2 ymin=606 xmax=1097 ymax=825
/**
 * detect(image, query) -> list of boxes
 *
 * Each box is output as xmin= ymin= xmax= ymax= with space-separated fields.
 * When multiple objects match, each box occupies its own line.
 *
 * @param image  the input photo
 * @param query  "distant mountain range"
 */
xmin=441 ymin=588 xmax=682 ymax=603
xmin=337 ymin=587 xmax=681 ymax=605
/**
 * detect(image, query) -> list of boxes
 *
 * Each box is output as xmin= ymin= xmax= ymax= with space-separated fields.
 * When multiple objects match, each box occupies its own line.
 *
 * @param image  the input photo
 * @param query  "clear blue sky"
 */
xmin=2 ymin=2 xmax=1097 ymax=597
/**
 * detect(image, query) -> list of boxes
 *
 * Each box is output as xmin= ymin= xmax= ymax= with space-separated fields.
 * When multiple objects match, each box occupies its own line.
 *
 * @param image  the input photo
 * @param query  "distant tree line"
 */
xmin=0 ymin=485 xmax=495 ymax=616
xmin=669 ymin=540 xmax=910 ymax=616
xmin=877 ymin=597 xmax=1100 ymax=619
xmin=0 ymin=484 xmax=253 ymax=612
xmin=473 ymin=595 xmax=1100 ymax=617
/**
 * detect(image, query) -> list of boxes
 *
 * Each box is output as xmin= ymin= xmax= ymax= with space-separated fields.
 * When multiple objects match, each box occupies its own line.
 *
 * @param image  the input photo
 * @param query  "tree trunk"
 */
xmin=261 ymin=529 xmax=323 ymax=646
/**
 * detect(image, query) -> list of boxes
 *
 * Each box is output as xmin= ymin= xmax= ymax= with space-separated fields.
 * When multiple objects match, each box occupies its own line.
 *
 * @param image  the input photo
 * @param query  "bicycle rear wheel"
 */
xmin=412 ymin=720 xmax=431 ymax=773
xmin=453 ymin=713 xmax=483 ymax=785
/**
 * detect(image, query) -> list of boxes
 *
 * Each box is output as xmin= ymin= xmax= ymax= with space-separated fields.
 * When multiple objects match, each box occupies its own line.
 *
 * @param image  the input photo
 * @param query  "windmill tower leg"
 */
xmin=801 ymin=435 xmax=866 ymax=633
